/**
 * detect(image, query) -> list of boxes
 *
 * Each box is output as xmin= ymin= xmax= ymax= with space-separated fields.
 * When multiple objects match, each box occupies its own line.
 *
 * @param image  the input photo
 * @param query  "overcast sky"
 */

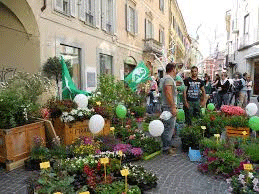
xmin=177 ymin=0 xmax=233 ymax=58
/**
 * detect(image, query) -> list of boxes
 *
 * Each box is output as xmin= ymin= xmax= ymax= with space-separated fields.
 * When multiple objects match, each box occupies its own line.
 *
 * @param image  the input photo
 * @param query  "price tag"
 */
xmin=79 ymin=192 xmax=90 ymax=194
xmin=120 ymin=169 xmax=129 ymax=176
xmin=54 ymin=192 xmax=63 ymax=194
xmin=243 ymin=164 xmax=253 ymax=171
xmin=201 ymin=126 xmax=206 ymax=130
xmin=110 ymin=127 xmax=115 ymax=131
xmin=214 ymin=134 xmax=220 ymax=138
xmin=242 ymin=131 xmax=248 ymax=136
xmin=100 ymin=157 xmax=109 ymax=164
xmin=40 ymin=161 xmax=50 ymax=169
xmin=96 ymin=101 xmax=101 ymax=106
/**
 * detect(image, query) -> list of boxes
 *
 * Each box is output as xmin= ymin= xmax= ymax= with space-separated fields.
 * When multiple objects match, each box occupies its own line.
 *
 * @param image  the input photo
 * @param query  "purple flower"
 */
xmin=113 ymin=144 xmax=132 ymax=153
xmin=235 ymin=148 xmax=244 ymax=156
xmin=130 ymin=148 xmax=143 ymax=156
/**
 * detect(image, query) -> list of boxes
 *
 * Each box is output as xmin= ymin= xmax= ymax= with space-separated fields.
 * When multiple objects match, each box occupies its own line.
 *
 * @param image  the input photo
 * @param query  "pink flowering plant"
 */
xmin=226 ymin=170 xmax=259 ymax=193
xmin=221 ymin=105 xmax=245 ymax=116
xmin=113 ymin=143 xmax=143 ymax=158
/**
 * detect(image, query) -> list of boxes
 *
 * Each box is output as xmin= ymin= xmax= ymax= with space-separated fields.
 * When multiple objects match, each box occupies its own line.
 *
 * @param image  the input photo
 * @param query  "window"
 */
xmin=126 ymin=3 xmax=138 ymax=35
xmin=159 ymin=27 xmax=165 ymax=44
xmin=244 ymin=14 xmax=249 ymax=34
xmin=86 ymin=0 xmax=94 ymax=25
xmin=145 ymin=19 xmax=153 ymax=39
xmin=107 ymin=0 xmax=113 ymax=33
xmin=159 ymin=0 xmax=164 ymax=12
xmin=100 ymin=54 xmax=113 ymax=75
xmin=54 ymin=0 xmax=73 ymax=15
xmin=59 ymin=45 xmax=81 ymax=89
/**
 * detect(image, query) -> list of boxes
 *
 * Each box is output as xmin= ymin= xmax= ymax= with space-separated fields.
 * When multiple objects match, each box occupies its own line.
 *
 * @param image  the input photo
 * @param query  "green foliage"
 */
xmin=226 ymin=116 xmax=249 ymax=128
xmin=0 ymin=72 xmax=51 ymax=128
xmin=30 ymin=137 xmax=50 ymax=161
xmin=199 ymin=137 xmax=225 ymax=152
xmin=241 ymin=143 xmax=259 ymax=163
xmin=95 ymin=181 xmax=141 ymax=194
xmin=130 ymin=106 xmax=146 ymax=118
xmin=42 ymin=56 xmax=73 ymax=84
xmin=180 ymin=125 xmax=203 ymax=150
xmin=35 ymin=170 xmax=75 ymax=194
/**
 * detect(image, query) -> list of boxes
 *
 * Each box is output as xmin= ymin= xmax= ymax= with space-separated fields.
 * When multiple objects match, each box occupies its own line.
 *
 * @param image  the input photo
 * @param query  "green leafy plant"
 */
xmin=226 ymin=116 xmax=249 ymax=128
xmin=30 ymin=136 xmax=50 ymax=161
xmin=241 ymin=143 xmax=259 ymax=163
xmin=95 ymin=181 xmax=141 ymax=194
xmin=180 ymin=125 xmax=203 ymax=151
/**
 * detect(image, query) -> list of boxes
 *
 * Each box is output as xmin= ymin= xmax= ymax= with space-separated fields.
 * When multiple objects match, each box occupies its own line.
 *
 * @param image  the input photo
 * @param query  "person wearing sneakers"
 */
xmin=160 ymin=63 xmax=178 ymax=155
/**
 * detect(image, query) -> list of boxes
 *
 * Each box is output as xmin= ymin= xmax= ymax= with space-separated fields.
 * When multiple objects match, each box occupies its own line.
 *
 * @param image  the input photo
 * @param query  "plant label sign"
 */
xmin=201 ymin=126 xmax=206 ymax=130
xmin=79 ymin=192 xmax=90 ymax=194
xmin=121 ymin=169 xmax=129 ymax=176
xmin=118 ymin=150 xmax=123 ymax=157
xmin=243 ymin=164 xmax=253 ymax=171
xmin=40 ymin=161 xmax=50 ymax=169
xmin=100 ymin=157 xmax=109 ymax=164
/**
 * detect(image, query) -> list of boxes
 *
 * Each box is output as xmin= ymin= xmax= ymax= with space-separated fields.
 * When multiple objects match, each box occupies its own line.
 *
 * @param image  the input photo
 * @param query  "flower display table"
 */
xmin=0 ymin=121 xmax=46 ymax=170
xmin=226 ymin=126 xmax=250 ymax=137
xmin=53 ymin=118 xmax=111 ymax=145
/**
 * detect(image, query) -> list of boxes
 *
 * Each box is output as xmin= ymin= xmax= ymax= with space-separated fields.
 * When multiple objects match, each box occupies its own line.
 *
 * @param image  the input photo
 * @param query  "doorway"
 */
xmin=254 ymin=62 xmax=259 ymax=95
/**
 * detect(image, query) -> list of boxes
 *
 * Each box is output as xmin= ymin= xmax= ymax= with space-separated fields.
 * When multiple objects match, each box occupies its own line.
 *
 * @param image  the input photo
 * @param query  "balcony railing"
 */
xmin=143 ymin=38 xmax=163 ymax=55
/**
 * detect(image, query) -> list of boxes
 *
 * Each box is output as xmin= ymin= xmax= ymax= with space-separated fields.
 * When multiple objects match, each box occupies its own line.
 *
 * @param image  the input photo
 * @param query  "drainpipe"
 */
xmin=41 ymin=0 xmax=46 ymax=12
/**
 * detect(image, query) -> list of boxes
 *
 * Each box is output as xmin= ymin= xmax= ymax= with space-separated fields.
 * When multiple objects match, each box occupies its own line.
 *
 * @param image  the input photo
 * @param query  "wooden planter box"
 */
xmin=53 ymin=118 xmax=111 ymax=145
xmin=0 ymin=121 xmax=46 ymax=170
xmin=226 ymin=126 xmax=250 ymax=137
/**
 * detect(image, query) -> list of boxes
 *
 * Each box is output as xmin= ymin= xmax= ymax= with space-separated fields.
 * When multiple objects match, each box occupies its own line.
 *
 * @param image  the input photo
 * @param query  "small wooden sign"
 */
xmin=53 ymin=192 xmax=63 ymax=194
xmin=110 ymin=127 xmax=115 ymax=131
xmin=121 ymin=169 xmax=129 ymax=176
xmin=118 ymin=150 xmax=123 ymax=157
xmin=40 ymin=161 xmax=50 ymax=169
xmin=214 ymin=134 xmax=220 ymax=138
xmin=243 ymin=164 xmax=253 ymax=171
xmin=201 ymin=126 xmax=206 ymax=130
xmin=100 ymin=157 xmax=109 ymax=164
xmin=96 ymin=101 xmax=101 ymax=106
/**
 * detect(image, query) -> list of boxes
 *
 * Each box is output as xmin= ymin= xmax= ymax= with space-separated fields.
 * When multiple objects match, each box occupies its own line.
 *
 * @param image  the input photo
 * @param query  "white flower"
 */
xmin=70 ymin=109 xmax=77 ymax=115
xmin=238 ymin=174 xmax=245 ymax=180
xmin=226 ymin=178 xmax=231 ymax=184
xmin=253 ymin=178 xmax=259 ymax=186
xmin=63 ymin=112 xmax=69 ymax=116
xmin=68 ymin=115 xmax=75 ymax=121
xmin=78 ymin=112 xmax=83 ymax=117
xmin=248 ymin=172 xmax=254 ymax=179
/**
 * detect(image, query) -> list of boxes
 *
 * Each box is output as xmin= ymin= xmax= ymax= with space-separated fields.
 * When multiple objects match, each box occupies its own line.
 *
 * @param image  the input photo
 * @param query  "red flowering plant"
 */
xmin=221 ymin=105 xmax=246 ymax=116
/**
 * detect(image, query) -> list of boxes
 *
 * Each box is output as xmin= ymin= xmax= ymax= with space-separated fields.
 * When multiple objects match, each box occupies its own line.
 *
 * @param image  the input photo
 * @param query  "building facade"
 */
xmin=226 ymin=0 xmax=259 ymax=95
xmin=0 ymin=0 xmax=189 ymax=91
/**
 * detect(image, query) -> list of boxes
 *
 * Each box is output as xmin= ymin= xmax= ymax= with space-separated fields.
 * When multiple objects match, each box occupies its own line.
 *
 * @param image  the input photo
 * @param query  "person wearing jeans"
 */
xmin=246 ymin=75 xmax=253 ymax=104
xmin=160 ymin=63 xmax=178 ymax=155
xmin=216 ymin=72 xmax=230 ymax=109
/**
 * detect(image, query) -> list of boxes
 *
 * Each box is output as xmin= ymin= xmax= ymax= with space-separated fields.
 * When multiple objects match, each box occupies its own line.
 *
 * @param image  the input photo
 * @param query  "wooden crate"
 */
xmin=53 ymin=118 xmax=111 ymax=145
xmin=0 ymin=121 xmax=46 ymax=170
xmin=226 ymin=126 xmax=250 ymax=137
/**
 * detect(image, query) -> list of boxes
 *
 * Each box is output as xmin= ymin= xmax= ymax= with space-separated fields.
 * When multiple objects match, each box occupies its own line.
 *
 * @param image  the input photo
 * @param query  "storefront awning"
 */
xmin=245 ymin=51 xmax=259 ymax=59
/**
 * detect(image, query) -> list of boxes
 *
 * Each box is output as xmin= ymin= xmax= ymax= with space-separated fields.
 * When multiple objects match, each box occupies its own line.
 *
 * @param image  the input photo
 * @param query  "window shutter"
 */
xmin=125 ymin=1 xmax=130 ymax=32
xmin=70 ymin=0 xmax=76 ymax=17
xmin=151 ymin=23 xmax=154 ymax=39
xmin=101 ymin=0 xmax=107 ymax=31
xmin=95 ymin=0 xmax=101 ymax=28
xmin=85 ymin=0 xmax=89 ymax=14
xmin=79 ymin=0 xmax=86 ymax=21
xmin=144 ymin=19 xmax=147 ymax=39
xmin=112 ymin=0 xmax=117 ymax=34
xmin=134 ymin=10 xmax=138 ymax=35
xmin=55 ymin=0 xmax=63 ymax=12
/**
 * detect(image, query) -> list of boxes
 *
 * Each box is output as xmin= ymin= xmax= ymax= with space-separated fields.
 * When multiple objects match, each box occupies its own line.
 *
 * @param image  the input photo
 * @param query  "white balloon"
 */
xmin=89 ymin=114 xmax=105 ymax=134
xmin=149 ymin=120 xmax=164 ymax=137
xmin=74 ymin=94 xmax=88 ymax=108
xmin=246 ymin=103 xmax=258 ymax=116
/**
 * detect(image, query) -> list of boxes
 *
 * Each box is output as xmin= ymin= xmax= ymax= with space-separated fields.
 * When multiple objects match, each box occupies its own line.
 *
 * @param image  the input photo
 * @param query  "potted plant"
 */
xmin=225 ymin=116 xmax=249 ymax=137
xmin=0 ymin=72 xmax=51 ymax=170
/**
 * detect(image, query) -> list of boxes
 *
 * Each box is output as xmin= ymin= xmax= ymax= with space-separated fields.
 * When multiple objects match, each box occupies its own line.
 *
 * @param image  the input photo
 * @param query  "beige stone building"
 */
xmin=0 ymin=0 xmax=189 ymax=91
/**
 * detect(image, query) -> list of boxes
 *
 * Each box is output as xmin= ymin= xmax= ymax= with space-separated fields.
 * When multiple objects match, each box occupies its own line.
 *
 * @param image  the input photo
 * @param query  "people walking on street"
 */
xmin=211 ymin=74 xmax=220 ymax=105
xmin=229 ymin=73 xmax=242 ymax=106
xmin=246 ymin=75 xmax=253 ymax=104
xmin=183 ymin=66 xmax=206 ymax=126
xmin=204 ymin=75 xmax=212 ymax=105
xmin=160 ymin=63 xmax=178 ymax=155
xmin=216 ymin=72 xmax=230 ymax=109
xmin=239 ymin=73 xmax=248 ymax=108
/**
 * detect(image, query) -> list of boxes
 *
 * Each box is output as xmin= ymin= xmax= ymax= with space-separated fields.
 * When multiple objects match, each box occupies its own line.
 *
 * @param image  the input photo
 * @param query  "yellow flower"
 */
xmin=96 ymin=101 xmax=101 ymax=106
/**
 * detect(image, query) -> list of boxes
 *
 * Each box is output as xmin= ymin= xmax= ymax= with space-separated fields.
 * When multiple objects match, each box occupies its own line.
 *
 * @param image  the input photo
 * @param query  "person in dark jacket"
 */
xmin=217 ymin=72 xmax=230 ymax=109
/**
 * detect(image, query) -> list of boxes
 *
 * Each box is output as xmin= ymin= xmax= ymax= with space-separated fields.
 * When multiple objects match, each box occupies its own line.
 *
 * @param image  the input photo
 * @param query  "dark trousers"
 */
xmin=229 ymin=91 xmax=240 ymax=106
xmin=247 ymin=90 xmax=251 ymax=103
xmin=217 ymin=93 xmax=229 ymax=109
xmin=184 ymin=101 xmax=200 ymax=126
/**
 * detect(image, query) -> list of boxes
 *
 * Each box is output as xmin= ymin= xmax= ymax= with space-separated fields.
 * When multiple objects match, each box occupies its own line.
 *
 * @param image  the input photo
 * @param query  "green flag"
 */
xmin=61 ymin=56 xmax=91 ymax=99
xmin=125 ymin=61 xmax=151 ymax=91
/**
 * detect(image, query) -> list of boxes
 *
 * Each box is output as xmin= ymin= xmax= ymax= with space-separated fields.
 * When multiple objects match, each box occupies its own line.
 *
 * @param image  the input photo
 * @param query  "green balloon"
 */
xmin=201 ymin=108 xmax=206 ymax=115
xmin=177 ymin=109 xmax=185 ymax=121
xmin=249 ymin=116 xmax=259 ymax=131
xmin=207 ymin=103 xmax=215 ymax=111
xmin=116 ymin=105 xmax=127 ymax=119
